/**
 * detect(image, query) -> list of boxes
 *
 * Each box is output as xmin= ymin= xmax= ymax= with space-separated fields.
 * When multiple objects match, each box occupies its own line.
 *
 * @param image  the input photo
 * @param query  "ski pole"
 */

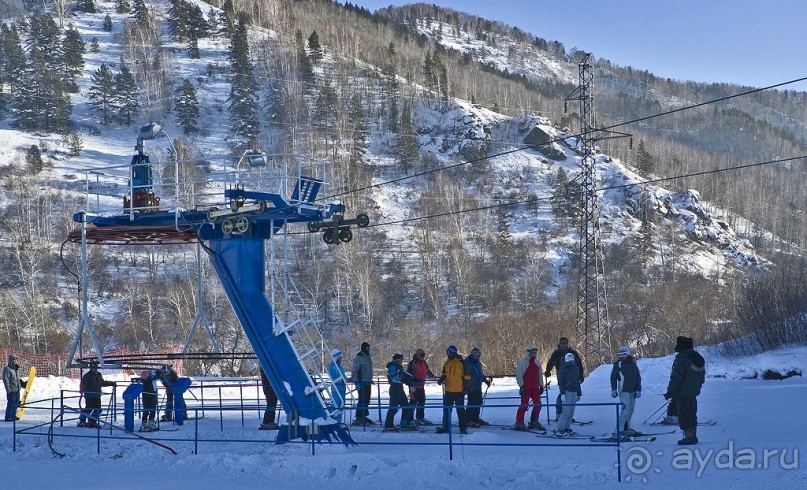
xmin=478 ymin=378 xmax=491 ymax=419
xmin=544 ymin=381 xmax=551 ymax=426
xmin=642 ymin=398 xmax=670 ymax=424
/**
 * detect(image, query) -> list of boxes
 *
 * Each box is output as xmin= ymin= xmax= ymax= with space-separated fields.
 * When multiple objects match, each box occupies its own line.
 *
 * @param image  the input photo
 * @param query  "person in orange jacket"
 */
xmin=436 ymin=345 xmax=470 ymax=434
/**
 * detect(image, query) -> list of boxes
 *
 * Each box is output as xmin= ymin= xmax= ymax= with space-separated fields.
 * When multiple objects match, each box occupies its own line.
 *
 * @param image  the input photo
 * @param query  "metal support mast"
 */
xmin=565 ymin=53 xmax=612 ymax=370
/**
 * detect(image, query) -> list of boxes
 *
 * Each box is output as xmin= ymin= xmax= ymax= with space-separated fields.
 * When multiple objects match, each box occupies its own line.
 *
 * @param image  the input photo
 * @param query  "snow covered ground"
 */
xmin=2 ymin=347 xmax=805 ymax=489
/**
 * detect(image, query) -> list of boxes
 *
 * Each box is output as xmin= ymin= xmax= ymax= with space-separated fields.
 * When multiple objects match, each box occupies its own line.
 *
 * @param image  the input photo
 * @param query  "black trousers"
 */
xmin=441 ymin=391 xmax=466 ymax=430
xmin=83 ymin=396 xmax=102 ymax=420
xmin=410 ymin=386 xmax=427 ymax=419
xmin=466 ymin=389 xmax=483 ymax=423
xmin=667 ymin=398 xmax=678 ymax=416
xmin=262 ymin=386 xmax=279 ymax=425
xmin=385 ymin=384 xmax=413 ymax=427
xmin=356 ymin=383 xmax=372 ymax=419
xmin=142 ymin=394 xmax=157 ymax=422
xmin=676 ymin=397 xmax=698 ymax=430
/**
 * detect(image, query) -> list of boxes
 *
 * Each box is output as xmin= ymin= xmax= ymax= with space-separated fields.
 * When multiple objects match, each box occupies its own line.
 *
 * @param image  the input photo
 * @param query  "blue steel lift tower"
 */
xmin=68 ymin=124 xmax=367 ymax=445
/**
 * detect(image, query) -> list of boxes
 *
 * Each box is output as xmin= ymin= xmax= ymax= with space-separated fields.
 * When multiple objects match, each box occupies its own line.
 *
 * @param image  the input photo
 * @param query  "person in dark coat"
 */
xmin=554 ymin=353 xmax=582 ymax=436
xmin=384 ymin=353 xmax=415 ymax=430
xmin=463 ymin=348 xmax=491 ymax=427
xmin=80 ymin=362 xmax=116 ymax=428
xmin=140 ymin=370 xmax=159 ymax=431
xmin=2 ymin=354 xmax=21 ymax=421
xmin=406 ymin=348 xmax=435 ymax=425
xmin=259 ymin=366 xmax=280 ymax=430
xmin=544 ymin=337 xmax=584 ymax=418
xmin=610 ymin=345 xmax=642 ymax=436
xmin=156 ymin=365 xmax=179 ymax=422
xmin=352 ymin=341 xmax=374 ymax=425
xmin=665 ymin=336 xmax=705 ymax=445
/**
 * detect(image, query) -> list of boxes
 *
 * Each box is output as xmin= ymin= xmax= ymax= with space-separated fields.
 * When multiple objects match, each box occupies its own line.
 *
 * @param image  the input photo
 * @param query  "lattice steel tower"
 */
xmin=564 ymin=53 xmax=613 ymax=371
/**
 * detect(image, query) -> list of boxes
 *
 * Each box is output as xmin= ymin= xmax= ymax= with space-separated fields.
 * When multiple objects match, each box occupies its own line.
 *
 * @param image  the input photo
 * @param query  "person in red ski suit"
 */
xmin=514 ymin=344 xmax=545 ymax=430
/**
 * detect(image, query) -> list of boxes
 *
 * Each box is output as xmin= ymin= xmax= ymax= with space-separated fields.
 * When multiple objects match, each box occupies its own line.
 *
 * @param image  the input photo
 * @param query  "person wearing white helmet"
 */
xmin=514 ymin=345 xmax=545 ymax=431
xmin=554 ymin=352 xmax=583 ymax=437
xmin=328 ymin=348 xmax=350 ymax=423
xmin=610 ymin=345 xmax=642 ymax=437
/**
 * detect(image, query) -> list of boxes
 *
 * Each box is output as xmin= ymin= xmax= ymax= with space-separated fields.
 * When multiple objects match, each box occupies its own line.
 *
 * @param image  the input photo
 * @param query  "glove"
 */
xmin=437 ymin=375 xmax=445 ymax=386
xmin=611 ymin=390 xmax=618 ymax=398
xmin=635 ymin=391 xmax=642 ymax=399
xmin=519 ymin=387 xmax=524 ymax=396
xmin=578 ymin=393 xmax=582 ymax=399
xmin=544 ymin=371 xmax=551 ymax=378
xmin=663 ymin=392 xmax=673 ymax=400
xmin=560 ymin=394 xmax=566 ymax=403
xmin=484 ymin=377 xmax=492 ymax=387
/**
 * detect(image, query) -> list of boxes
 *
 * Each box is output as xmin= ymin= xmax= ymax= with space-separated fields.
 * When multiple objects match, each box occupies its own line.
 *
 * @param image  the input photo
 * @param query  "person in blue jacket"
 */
xmin=463 ymin=347 xmax=491 ymax=427
xmin=140 ymin=370 xmax=159 ymax=432
xmin=384 ymin=353 xmax=415 ymax=431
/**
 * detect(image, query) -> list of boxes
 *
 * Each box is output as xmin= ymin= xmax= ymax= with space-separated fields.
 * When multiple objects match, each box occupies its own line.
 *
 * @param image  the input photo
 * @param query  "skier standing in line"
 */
xmin=80 ymin=361 xmax=116 ymax=428
xmin=407 ymin=348 xmax=435 ymax=425
xmin=555 ymin=352 xmax=582 ymax=437
xmin=2 ymin=354 xmax=21 ymax=422
xmin=258 ymin=366 xmax=280 ymax=430
xmin=610 ymin=345 xmax=641 ymax=437
xmin=545 ymin=337 xmax=584 ymax=420
xmin=156 ymin=364 xmax=178 ymax=422
xmin=140 ymin=370 xmax=159 ymax=431
xmin=328 ymin=349 xmax=349 ymax=424
xmin=665 ymin=336 xmax=705 ymax=445
xmin=384 ymin=353 xmax=415 ymax=431
xmin=352 ymin=341 xmax=374 ymax=425
xmin=514 ymin=345 xmax=546 ymax=431
xmin=436 ymin=345 xmax=469 ymax=435
xmin=464 ymin=347 xmax=491 ymax=428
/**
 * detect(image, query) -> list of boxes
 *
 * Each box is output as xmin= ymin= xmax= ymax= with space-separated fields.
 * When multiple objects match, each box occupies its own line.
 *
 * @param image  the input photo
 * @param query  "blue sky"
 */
xmin=351 ymin=0 xmax=807 ymax=92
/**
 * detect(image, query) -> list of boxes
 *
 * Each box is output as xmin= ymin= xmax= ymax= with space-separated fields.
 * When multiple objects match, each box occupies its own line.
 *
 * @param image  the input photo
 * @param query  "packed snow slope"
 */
xmin=1 ymin=346 xmax=805 ymax=489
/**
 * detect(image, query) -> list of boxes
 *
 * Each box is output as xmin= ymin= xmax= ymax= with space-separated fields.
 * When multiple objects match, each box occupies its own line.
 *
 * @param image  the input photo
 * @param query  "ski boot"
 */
xmin=259 ymin=422 xmax=280 ymax=430
xmin=528 ymin=421 xmax=546 ymax=431
xmin=476 ymin=418 xmax=490 ymax=426
xmin=513 ymin=422 xmax=527 ymax=431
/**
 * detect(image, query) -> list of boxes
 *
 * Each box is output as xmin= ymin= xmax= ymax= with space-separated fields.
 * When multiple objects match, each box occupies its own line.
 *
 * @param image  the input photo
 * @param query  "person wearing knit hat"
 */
xmin=352 ymin=341 xmax=374 ymax=425
xmin=610 ymin=345 xmax=642 ymax=437
xmin=436 ymin=345 xmax=470 ymax=435
xmin=3 ymin=354 xmax=21 ymax=422
xmin=383 ymin=353 xmax=415 ymax=431
xmin=328 ymin=349 xmax=349 ymax=423
xmin=665 ymin=336 xmax=705 ymax=445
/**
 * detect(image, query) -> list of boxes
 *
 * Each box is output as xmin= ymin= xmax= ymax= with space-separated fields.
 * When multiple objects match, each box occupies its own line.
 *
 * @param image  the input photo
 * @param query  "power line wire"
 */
xmin=323 ymin=76 xmax=807 ymax=200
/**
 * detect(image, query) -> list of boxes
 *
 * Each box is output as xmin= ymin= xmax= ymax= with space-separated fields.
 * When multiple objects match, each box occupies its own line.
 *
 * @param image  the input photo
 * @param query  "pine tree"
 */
xmin=88 ymin=63 xmax=115 ymax=125
xmin=62 ymin=24 xmax=86 ymax=93
xmin=131 ymin=0 xmax=150 ymax=26
xmin=219 ymin=0 xmax=236 ymax=35
xmin=295 ymin=29 xmax=314 ymax=84
xmin=423 ymin=50 xmax=435 ymax=90
xmin=26 ymin=145 xmax=44 ymax=174
xmin=188 ymin=29 xmax=200 ymax=59
xmin=187 ymin=4 xmax=210 ymax=39
xmin=308 ymin=30 xmax=323 ymax=62
xmin=167 ymin=0 xmax=188 ymax=40
xmin=102 ymin=15 xmax=113 ymax=32
xmin=348 ymin=94 xmax=368 ymax=167
xmin=90 ymin=37 xmax=99 ymax=52
xmin=115 ymin=0 xmax=131 ymax=14
xmin=635 ymin=140 xmax=655 ymax=174
xmin=75 ymin=0 xmax=96 ymax=13
xmin=114 ymin=65 xmax=139 ymax=125
xmin=1 ymin=24 xmax=26 ymax=96
xmin=227 ymin=15 xmax=259 ymax=144
xmin=175 ymin=78 xmax=200 ymax=135
xmin=396 ymin=104 xmax=419 ymax=173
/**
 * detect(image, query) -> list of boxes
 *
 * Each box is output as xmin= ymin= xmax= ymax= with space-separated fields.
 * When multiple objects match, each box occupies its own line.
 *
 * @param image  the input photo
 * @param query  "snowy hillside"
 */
xmin=2 ymin=346 xmax=804 ymax=488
